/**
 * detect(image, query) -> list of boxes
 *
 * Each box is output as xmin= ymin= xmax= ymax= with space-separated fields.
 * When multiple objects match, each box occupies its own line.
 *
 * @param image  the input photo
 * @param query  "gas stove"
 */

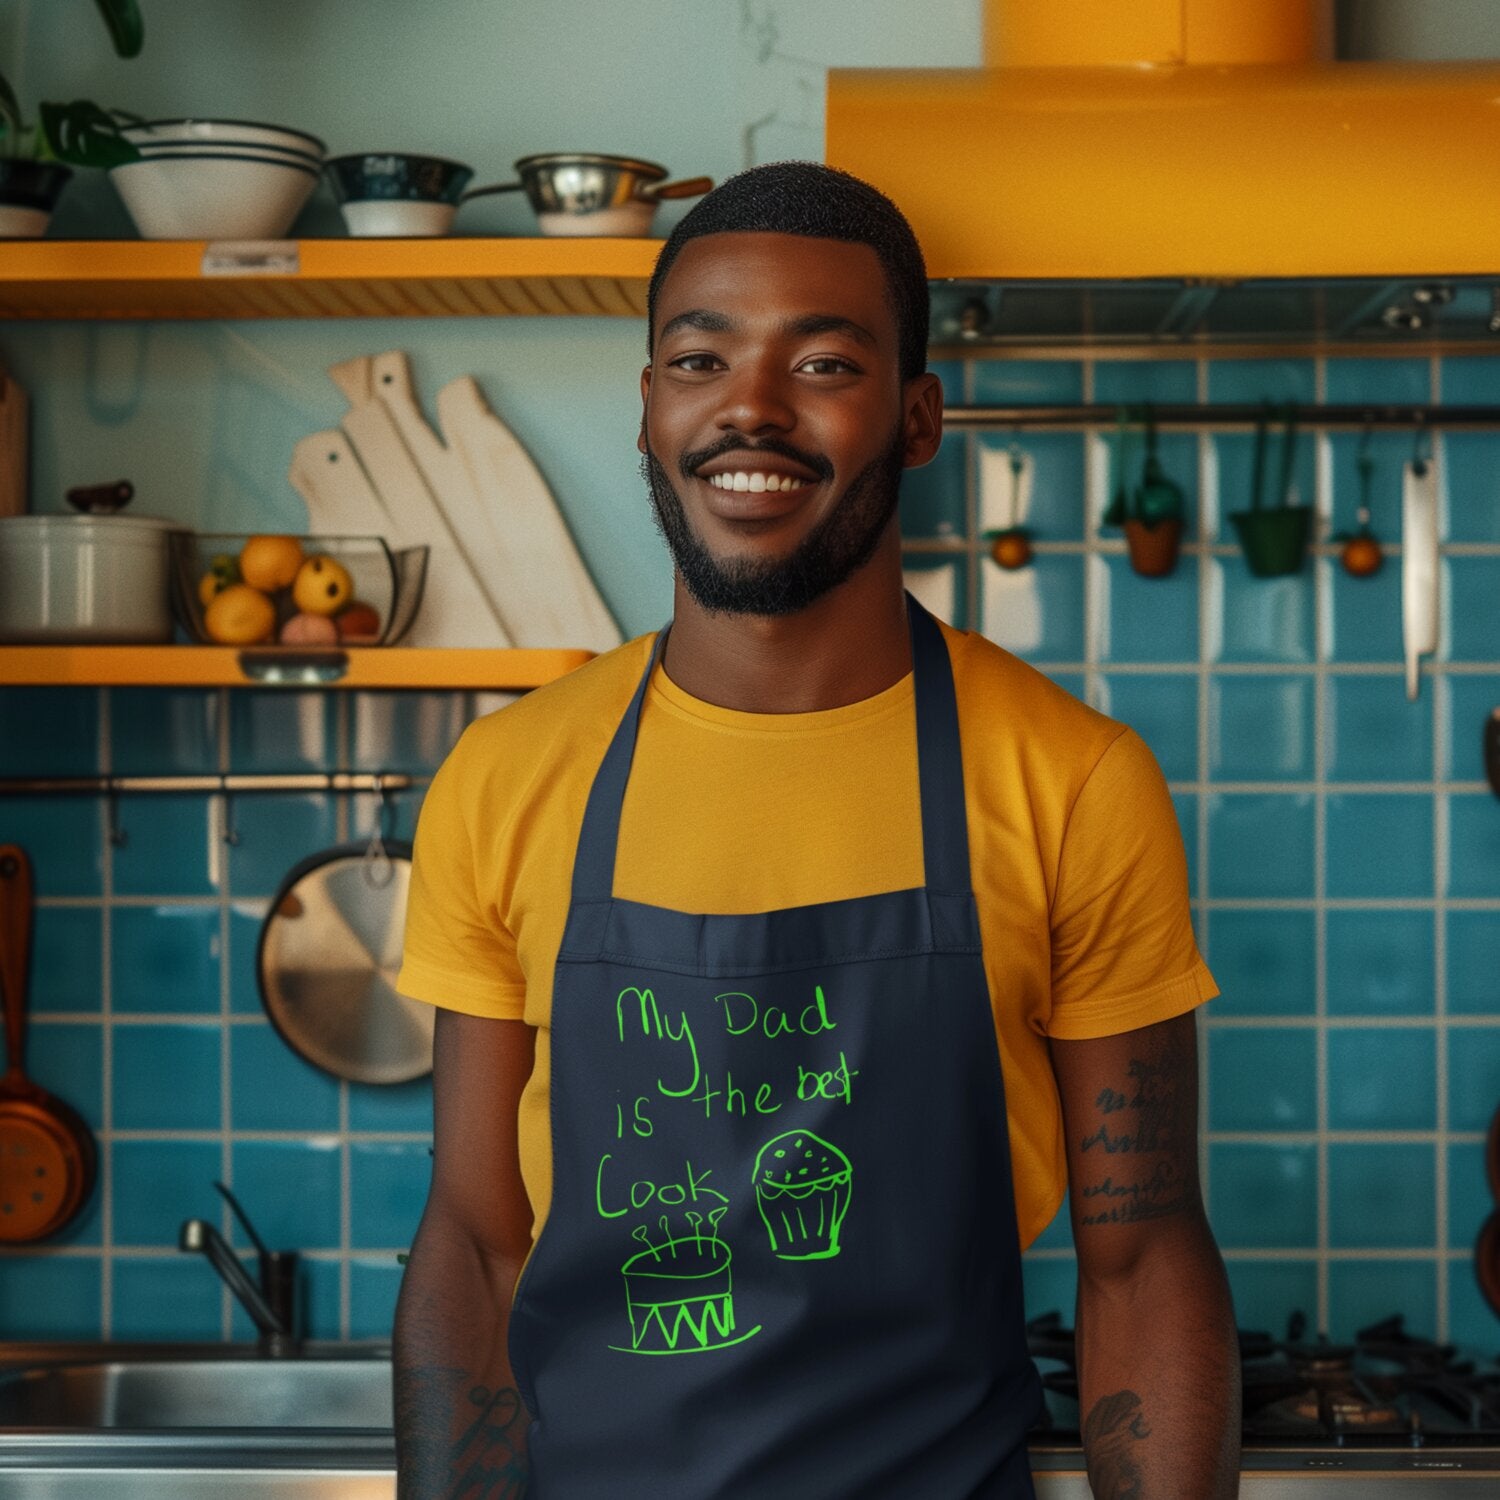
xmin=1025 ymin=1311 xmax=1500 ymax=1497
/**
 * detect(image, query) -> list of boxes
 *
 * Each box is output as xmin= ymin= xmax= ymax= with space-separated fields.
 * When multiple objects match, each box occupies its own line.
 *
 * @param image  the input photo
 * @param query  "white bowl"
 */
xmin=136 ymin=140 xmax=323 ymax=170
xmin=110 ymin=154 xmax=319 ymax=239
xmin=122 ymin=118 xmax=326 ymax=158
xmin=339 ymin=200 xmax=458 ymax=237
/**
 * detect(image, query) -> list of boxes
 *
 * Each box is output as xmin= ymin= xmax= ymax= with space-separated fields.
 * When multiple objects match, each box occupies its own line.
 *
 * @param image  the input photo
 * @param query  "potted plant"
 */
xmin=1102 ymin=406 xmax=1186 ymax=577
xmin=1229 ymin=403 xmax=1313 ymax=578
xmin=0 ymin=1 xmax=143 ymax=236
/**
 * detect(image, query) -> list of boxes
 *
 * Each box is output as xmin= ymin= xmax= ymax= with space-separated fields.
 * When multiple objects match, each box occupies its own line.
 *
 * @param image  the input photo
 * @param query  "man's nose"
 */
xmin=714 ymin=360 xmax=795 ymax=433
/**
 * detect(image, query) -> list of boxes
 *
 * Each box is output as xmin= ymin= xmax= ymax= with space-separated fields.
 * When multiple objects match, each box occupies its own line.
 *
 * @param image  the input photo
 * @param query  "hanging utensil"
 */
xmin=1401 ymin=423 xmax=1439 ymax=701
xmin=1122 ymin=404 xmax=1186 ymax=578
xmin=1339 ymin=424 xmax=1384 ymax=578
xmin=1230 ymin=402 xmax=1313 ymax=577
xmin=984 ymin=441 xmax=1032 ymax=570
xmin=0 ymin=845 xmax=98 ymax=1242
xmin=256 ymin=789 xmax=432 ymax=1084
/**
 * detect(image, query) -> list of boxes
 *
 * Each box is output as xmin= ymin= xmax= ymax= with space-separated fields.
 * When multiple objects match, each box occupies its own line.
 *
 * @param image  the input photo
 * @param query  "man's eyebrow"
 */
xmin=659 ymin=309 xmax=737 ymax=340
xmin=781 ymin=313 xmax=878 ymax=348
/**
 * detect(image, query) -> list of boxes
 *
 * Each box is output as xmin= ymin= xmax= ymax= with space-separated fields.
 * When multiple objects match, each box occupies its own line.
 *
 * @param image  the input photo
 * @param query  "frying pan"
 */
xmin=1477 ymin=1102 xmax=1500 ymax=1317
xmin=0 ymin=844 xmax=98 ymax=1241
xmin=256 ymin=838 xmax=434 ymax=1085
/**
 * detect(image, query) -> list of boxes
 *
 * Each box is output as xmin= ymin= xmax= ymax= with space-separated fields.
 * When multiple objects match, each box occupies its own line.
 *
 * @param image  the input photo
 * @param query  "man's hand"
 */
xmin=1051 ymin=1010 xmax=1240 ymax=1500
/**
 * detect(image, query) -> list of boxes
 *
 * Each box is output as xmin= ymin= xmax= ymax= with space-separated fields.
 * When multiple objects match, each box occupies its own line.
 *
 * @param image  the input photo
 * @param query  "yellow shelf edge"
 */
xmin=0 ymin=645 xmax=594 ymax=689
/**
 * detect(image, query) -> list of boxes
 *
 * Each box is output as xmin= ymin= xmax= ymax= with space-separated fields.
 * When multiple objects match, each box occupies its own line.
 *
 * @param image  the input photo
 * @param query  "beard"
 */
xmin=642 ymin=428 xmax=906 ymax=618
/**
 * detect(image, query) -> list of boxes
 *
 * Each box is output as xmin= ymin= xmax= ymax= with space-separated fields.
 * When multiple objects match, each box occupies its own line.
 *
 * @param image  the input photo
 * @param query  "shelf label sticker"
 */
xmin=201 ymin=241 xmax=301 ymax=277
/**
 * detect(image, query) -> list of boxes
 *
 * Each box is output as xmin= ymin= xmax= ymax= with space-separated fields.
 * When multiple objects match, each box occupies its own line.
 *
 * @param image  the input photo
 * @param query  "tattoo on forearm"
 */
xmin=1077 ymin=1024 xmax=1198 ymax=1227
xmin=446 ymin=1384 xmax=530 ymax=1498
xmin=1083 ymin=1388 xmax=1150 ymax=1500
xmin=396 ymin=1371 xmax=529 ymax=1499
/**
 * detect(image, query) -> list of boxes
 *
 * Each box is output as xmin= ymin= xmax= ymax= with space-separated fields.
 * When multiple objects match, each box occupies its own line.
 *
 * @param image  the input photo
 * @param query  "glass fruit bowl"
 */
xmin=169 ymin=533 xmax=428 ymax=647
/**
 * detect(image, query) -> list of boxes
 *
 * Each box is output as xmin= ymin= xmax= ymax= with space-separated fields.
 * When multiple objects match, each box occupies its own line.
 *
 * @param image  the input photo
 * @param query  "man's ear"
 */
xmin=637 ymin=364 xmax=652 ymax=455
xmin=901 ymin=371 xmax=944 ymax=470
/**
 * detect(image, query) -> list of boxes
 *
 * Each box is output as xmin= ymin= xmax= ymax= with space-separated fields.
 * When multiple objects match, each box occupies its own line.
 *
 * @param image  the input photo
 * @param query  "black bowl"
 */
xmin=324 ymin=153 xmax=474 ymax=205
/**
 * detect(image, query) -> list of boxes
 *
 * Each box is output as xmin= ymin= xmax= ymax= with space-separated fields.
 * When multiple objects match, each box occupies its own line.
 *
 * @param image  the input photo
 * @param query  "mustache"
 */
xmin=678 ymin=434 xmax=834 ymax=484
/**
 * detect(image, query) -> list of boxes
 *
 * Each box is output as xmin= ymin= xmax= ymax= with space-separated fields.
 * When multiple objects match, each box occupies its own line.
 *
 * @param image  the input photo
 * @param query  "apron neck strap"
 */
xmin=570 ymin=592 xmax=972 ymax=904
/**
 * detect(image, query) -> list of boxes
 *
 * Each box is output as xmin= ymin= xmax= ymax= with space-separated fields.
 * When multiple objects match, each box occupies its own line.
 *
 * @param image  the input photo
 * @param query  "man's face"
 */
xmin=639 ymin=231 xmax=940 ymax=617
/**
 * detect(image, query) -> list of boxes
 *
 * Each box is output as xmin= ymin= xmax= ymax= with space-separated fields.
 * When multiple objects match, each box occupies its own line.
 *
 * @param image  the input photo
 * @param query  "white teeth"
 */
xmin=706 ymin=471 xmax=808 ymax=493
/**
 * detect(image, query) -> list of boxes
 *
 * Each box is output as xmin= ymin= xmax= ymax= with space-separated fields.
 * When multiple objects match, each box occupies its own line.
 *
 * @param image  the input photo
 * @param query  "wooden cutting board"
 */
xmin=288 ymin=427 xmax=507 ymax=648
xmin=0 ymin=365 xmax=28 ymax=518
xmin=434 ymin=376 xmax=621 ymax=651
xmin=330 ymin=355 xmax=512 ymax=644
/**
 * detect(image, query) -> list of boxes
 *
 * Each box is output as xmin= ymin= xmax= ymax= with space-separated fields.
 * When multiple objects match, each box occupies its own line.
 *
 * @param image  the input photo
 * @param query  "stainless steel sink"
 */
xmin=0 ymin=1356 xmax=392 ymax=1429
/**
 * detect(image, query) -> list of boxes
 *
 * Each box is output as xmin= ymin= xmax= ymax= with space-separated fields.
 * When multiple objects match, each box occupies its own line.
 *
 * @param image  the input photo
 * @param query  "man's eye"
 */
xmin=669 ymin=353 xmax=723 ymax=373
xmin=798 ymin=356 xmax=857 ymax=375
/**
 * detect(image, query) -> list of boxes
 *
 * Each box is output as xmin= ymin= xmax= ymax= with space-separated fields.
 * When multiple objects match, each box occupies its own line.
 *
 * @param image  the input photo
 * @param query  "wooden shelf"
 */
xmin=0 ymin=645 xmax=594 ymax=689
xmin=0 ymin=237 xmax=660 ymax=319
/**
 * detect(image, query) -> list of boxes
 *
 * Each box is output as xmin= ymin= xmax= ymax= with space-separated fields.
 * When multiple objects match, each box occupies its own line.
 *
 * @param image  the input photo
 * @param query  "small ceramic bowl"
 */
xmin=324 ymin=153 xmax=515 ymax=237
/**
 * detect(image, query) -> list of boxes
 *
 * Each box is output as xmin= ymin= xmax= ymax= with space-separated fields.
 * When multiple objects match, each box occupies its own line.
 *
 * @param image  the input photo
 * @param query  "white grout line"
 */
xmin=1195 ymin=354 xmax=1214 ymax=1223
xmin=1312 ymin=353 xmax=1331 ymax=1335
xmin=97 ymin=686 xmax=113 ymax=1340
xmin=218 ymin=687 xmax=233 ymax=1341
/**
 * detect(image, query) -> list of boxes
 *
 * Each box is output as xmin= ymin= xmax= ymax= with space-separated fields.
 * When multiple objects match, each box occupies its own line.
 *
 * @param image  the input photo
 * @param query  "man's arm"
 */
xmin=1049 ymin=1010 xmax=1240 ymax=1500
xmin=394 ymin=1009 xmax=536 ymax=1499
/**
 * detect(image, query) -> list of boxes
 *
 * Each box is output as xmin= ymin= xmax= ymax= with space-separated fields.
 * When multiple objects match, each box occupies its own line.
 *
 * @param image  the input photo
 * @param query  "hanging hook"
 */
xmin=219 ymin=774 xmax=240 ymax=847
xmin=1411 ymin=417 xmax=1432 ymax=477
xmin=106 ymin=779 xmax=127 ymax=848
xmin=363 ymin=773 xmax=394 ymax=889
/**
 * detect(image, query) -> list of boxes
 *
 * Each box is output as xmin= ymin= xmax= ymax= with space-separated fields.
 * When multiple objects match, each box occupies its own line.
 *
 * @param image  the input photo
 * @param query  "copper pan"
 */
xmin=0 ymin=844 xmax=97 ymax=1241
xmin=1478 ymin=1102 xmax=1500 ymax=1317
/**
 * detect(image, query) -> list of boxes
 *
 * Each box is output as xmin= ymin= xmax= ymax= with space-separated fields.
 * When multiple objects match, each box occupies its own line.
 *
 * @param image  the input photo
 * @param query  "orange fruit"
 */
xmin=292 ymin=555 xmax=354 ymax=617
xmin=989 ymin=528 xmax=1032 ymax=570
xmin=239 ymin=534 xmax=304 ymax=592
xmin=204 ymin=584 xmax=276 ymax=645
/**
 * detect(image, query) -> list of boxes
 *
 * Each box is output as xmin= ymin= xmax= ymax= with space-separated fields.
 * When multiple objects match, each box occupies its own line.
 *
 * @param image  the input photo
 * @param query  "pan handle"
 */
xmin=0 ymin=844 xmax=33 ymax=1084
xmin=457 ymin=180 xmax=524 ymax=204
xmin=640 ymin=175 xmax=713 ymax=202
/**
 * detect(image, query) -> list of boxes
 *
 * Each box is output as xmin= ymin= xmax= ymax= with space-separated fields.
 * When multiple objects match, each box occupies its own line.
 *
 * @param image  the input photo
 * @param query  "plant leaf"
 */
xmin=93 ymin=0 xmax=145 ymax=58
xmin=38 ymin=100 xmax=141 ymax=168
xmin=0 ymin=71 xmax=21 ymax=141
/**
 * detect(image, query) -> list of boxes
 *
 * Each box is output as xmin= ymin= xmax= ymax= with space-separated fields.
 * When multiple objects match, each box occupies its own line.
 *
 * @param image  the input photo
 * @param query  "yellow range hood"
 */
xmin=826 ymin=0 xmax=1500 ymax=347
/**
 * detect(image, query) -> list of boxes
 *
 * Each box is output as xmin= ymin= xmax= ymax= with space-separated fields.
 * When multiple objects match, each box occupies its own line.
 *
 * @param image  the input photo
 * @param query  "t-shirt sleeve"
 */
xmin=396 ymin=731 xmax=528 ymax=1019
xmin=1045 ymin=726 xmax=1217 ymax=1040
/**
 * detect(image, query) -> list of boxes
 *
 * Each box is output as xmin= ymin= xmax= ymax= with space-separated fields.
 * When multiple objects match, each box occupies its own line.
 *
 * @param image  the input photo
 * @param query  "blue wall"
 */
xmin=4 ymin=349 xmax=1500 ymax=1352
xmin=1 ymin=0 xmax=1498 ymax=1356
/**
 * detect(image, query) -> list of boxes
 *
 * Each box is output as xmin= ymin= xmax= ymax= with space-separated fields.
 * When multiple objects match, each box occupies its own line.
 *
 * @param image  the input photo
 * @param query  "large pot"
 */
xmin=0 ymin=511 xmax=180 ymax=642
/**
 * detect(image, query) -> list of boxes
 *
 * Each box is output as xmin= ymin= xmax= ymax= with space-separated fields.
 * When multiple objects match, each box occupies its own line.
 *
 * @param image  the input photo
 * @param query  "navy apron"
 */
xmin=508 ymin=595 xmax=1042 ymax=1497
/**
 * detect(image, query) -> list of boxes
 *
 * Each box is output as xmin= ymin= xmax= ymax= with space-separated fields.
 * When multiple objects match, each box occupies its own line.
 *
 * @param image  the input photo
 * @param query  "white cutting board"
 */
xmin=288 ymin=427 xmax=506 ymax=647
xmin=329 ymin=355 xmax=512 ymax=645
xmin=436 ymin=377 xmax=620 ymax=651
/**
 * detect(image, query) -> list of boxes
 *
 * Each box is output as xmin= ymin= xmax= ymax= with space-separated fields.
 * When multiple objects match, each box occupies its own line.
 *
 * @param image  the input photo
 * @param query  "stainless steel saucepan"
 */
xmin=473 ymin=152 xmax=712 ymax=236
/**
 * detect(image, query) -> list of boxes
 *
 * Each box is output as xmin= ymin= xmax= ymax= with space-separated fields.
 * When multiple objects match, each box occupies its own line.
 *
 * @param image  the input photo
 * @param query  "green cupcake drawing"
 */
xmin=752 ymin=1130 xmax=852 ymax=1260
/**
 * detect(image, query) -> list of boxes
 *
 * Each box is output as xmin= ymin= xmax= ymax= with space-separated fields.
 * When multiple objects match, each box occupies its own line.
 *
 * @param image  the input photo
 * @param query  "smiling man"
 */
xmin=394 ymin=162 xmax=1240 ymax=1499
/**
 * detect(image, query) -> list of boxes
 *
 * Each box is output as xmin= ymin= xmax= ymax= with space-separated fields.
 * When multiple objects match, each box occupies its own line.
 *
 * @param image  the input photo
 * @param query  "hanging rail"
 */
xmin=0 ymin=772 xmax=428 ymax=795
xmin=942 ymin=402 xmax=1500 ymax=429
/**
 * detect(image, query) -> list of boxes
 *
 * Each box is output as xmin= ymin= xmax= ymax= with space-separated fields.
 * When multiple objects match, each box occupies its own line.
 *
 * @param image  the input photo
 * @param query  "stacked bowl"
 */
xmin=111 ymin=119 xmax=326 ymax=239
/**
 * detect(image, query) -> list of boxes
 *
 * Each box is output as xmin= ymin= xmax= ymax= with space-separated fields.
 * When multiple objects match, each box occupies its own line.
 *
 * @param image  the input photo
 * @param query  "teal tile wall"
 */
xmin=4 ymin=351 xmax=1500 ymax=1362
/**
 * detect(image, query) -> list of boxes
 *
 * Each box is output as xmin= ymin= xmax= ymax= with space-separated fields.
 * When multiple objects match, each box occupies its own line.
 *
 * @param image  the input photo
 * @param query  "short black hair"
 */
xmin=647 ymin=161 xmax=929 ymax=382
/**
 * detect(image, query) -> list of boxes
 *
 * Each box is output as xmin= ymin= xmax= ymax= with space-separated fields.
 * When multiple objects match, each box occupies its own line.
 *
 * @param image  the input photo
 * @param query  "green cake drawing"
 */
xmin=752 ymin=1130 xmax=852 ymax=1260
xmin=610 ymin=1214 xmax=761 ymax=1356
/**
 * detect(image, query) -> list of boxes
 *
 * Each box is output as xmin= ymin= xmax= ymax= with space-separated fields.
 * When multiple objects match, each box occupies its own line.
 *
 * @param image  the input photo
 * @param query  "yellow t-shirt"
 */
xmin=397 ymin=620 xmax=1216 ymax=1249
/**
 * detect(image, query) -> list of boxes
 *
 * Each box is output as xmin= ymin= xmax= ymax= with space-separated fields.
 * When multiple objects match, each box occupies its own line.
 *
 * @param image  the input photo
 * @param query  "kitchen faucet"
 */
xmin=179 ymin=1181 xmax=302 ymax=1357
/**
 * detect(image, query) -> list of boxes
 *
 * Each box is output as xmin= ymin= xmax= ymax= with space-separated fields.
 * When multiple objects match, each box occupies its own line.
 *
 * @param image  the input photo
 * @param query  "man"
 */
xmin=394 ymin=161 xmax=1240 ymax=1499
